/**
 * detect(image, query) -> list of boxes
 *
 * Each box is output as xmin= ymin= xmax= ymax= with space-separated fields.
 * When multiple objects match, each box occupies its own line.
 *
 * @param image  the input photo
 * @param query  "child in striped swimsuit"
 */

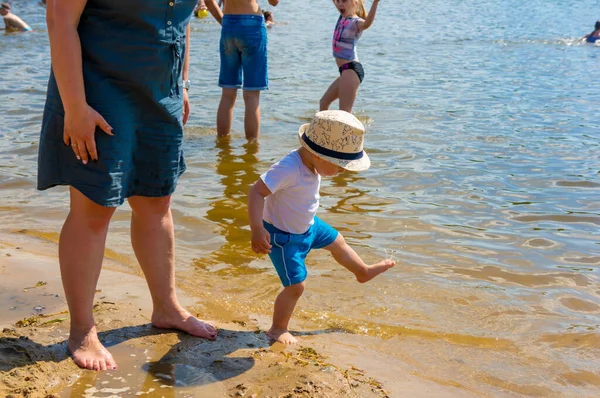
xmin=320 ymin=0 xmax=380 ymax=113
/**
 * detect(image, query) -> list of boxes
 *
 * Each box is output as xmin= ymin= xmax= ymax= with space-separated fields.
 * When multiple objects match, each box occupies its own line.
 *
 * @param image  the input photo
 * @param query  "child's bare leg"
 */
xmin=319 ymin=77 xmax=340 ymax=111
xmin=338 ymin=70 xmax=360 ymax=113
xmin=242 ymin=90 xmax=260 ymax=140
xmin=267 ymin=282 xmax=305 ymax=344
xmin=324 ymin=234 xmax=394 ymax=283
xmin=217 ymin=88 xmax=237 ymax=137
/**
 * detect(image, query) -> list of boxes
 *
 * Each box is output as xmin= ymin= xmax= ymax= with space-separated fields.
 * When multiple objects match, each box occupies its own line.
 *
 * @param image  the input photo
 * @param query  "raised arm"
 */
xmin=268 ymin=0 xmax=279 ymax=6
xmin=357 ymin=0 xmax=379 ymax=32
xmin=205 ymin=0 xmax=222 ymax=25
xmin=248 ymin=179 xmax=273 ymax=254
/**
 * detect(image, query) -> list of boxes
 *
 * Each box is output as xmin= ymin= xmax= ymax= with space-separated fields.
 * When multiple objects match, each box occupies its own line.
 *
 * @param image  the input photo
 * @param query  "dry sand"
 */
xmin=0 ymin=231 xmax=472 ymax=397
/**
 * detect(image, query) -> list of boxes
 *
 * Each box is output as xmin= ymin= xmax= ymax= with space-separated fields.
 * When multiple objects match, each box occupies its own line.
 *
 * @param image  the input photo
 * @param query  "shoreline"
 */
xmin=0 ymin=230 xmax=470 ymax=397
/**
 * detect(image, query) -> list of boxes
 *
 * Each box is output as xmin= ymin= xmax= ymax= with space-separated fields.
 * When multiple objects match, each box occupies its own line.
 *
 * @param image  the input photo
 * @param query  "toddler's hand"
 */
xmin=251 ymin=227 xmax=272 ymax=254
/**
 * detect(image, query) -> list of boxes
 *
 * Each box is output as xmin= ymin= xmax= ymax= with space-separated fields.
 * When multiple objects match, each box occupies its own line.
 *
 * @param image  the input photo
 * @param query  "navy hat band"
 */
xmin=302 ymin=132 xmax=363 ymax=161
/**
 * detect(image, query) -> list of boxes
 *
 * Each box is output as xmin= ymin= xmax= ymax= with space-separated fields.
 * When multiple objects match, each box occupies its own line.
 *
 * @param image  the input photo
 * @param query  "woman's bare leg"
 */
xmin=60 ymin=187 xmax=117 ymax=371
xmin=128 ymin=195 xmax=217 ymax=340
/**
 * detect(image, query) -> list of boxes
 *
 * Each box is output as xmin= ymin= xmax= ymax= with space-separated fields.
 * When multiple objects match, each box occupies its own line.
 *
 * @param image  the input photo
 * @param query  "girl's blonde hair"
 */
xmin=356 ymin=0 xmax=367 ymax=19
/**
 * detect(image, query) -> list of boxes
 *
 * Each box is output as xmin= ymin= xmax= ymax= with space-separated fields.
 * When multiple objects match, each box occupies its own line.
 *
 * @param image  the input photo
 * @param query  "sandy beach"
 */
xmin=0 ymin=230 xmax=471 ymax=397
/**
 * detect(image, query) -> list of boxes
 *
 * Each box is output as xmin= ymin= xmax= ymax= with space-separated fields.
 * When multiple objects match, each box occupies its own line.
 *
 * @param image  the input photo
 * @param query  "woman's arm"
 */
xmin=47 ymin=0 xmax=87 ymax=117
xmin=47 ymin=0 xmax=113 ymax=164
xmin=357 ymin=0 xmax=379 ymax=32
xmin=182 ymin=23 xmax=191 ymax=125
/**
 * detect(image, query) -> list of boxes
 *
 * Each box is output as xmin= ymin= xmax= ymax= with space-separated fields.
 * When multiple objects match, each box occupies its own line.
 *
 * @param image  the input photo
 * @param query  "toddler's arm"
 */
xmin=358 ymin=0 xmax=379 ymax=32
xmin=248 ymin=179 xmax=273 ymax=254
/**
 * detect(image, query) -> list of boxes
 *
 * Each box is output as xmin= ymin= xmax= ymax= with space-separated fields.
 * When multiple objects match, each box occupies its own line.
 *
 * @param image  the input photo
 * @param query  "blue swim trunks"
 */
xmin=263 ymin=217 xmax=339 ymax=287
xmin=219 ymin=14 xmax=268 ymax=91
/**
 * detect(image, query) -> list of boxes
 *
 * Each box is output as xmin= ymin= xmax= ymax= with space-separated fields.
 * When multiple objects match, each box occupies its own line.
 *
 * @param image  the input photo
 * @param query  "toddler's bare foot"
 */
xmin=267 ymin=327 xmax=298 ymax=345
xmin=68 ymin=325 xmax=117 ymax=371
xmin=152 ymin=307 xmax=217 ymax=340
xmin=356 ymin=259 xmax=395 ymax=283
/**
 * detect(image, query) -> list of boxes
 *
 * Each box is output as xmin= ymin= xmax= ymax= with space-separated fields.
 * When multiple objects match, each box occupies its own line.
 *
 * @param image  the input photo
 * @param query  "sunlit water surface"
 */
xmin=1 ymin=0 xmax=599 ymax=395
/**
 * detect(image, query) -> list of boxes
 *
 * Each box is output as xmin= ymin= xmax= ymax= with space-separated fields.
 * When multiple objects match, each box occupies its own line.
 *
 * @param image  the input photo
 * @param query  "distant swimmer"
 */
xmin=263 ymin=10 xmax=274 ymax=27
xmin=1 ymin=3 xmax=32 ymax=32
xmin=583 ymin=20 xmax=600 ymax=43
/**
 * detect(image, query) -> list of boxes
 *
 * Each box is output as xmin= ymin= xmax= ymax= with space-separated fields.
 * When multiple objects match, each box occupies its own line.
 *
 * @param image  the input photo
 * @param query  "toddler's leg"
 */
xmin=217 ymin=88 xmax=237 ymax=137
xmin=267 ymin=281 xmax=305 ymax=345
xmin=242 ymin=90 xmax=260 ymax=140
xmin=324 ymin=234 xmax=394 ymax=283
xmin=320 ymin=77 xmax=340 ymax=111
xmin=338 ymin=70 xmax=360 ymax=113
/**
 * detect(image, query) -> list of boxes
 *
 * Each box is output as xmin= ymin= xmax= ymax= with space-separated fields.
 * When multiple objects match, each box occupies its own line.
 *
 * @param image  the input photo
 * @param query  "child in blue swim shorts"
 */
xmin=248 ymin=110 xmax=395 ymax=345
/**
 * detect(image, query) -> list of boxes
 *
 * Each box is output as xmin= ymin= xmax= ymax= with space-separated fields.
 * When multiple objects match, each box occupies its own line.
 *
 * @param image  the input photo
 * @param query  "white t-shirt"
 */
xmin=261 ymin=150 xmax=320 ymax=234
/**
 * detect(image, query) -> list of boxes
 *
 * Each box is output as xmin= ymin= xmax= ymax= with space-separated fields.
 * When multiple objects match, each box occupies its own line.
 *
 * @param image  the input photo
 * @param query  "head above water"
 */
xmin=263 ymin=10 xmax=273 ymax=22
xmin=595 ymin=20 xmax=600 ymax=30
xmin=333 ymin=0 xmax=367 ymax=19
xmin=0 ymin=3 xmax=10 ymax=13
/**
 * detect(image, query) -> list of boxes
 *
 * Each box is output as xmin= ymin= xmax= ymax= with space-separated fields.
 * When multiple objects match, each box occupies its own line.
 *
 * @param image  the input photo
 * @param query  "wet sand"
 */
xmin=0 ymin=231 xmax=470 ymax=398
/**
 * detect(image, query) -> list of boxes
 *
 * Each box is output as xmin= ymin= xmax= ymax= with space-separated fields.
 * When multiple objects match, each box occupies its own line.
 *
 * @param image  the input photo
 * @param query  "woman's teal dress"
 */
xmin=38 ymin=0 xmax=196 ymax=207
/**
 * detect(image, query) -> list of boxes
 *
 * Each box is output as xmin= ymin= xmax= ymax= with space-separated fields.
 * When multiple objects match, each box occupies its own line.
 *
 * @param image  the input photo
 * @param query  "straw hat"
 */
xmin=298 ymin=110 xmax=370 ymax=171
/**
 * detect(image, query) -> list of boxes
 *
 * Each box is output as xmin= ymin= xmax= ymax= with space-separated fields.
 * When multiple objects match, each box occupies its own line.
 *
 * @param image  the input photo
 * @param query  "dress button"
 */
xmin=167 ymin=21 xmax=172 ymax=25
xmin=169 ymin=2 xmax=174 ymax=6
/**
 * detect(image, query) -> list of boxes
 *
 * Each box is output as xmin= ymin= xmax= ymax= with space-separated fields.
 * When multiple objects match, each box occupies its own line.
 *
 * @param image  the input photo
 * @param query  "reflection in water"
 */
xmin=326 ymin=173 xmax=368 ymax=214
xmin=199 ymin=138 xmax=261 ymax=273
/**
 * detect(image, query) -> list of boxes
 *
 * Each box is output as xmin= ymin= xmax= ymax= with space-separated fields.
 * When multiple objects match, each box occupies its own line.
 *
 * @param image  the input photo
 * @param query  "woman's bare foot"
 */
xmin=267 ymin=327 xmax=298 ymax=345
xmin=68 ymin=325 xmax=117 ymax=371
xmin=356 ymin=259 xmax=395 ymax=283
xmin=151 ymin=306 xmax=217 ymax=340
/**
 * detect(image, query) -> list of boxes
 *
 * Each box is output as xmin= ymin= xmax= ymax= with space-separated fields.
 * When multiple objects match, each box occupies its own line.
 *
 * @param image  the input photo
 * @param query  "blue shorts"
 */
xmin=219 ymin=14 xmax=268 ymax=91
xmin=263 ymin=217 xmax=339 ymax=287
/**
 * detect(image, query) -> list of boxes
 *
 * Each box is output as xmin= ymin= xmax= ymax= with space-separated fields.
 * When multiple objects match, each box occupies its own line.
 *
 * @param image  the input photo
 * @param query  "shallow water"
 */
xmin=1 ymin=0 xmax=599 ymax=395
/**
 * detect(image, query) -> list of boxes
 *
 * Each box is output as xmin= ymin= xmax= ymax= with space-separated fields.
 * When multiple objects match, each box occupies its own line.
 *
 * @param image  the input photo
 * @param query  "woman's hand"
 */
xmin=182 ymin=88 xmax=190 ymax=125
xmin=63 ymin=104 xmax=113 ymax=164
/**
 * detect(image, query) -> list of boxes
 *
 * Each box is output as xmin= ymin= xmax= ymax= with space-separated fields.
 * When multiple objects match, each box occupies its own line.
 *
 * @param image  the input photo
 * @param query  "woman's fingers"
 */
xmin=71 ymin=141 xmax=82 ymax=161
xmin=65 ymin=107 xmax=113 ymax=164
xmin=95 ymin=112 xmax=114 ymax=136
xmin=71 ymin=139 xmax=96 ymax=164
xmin=76 ymin=140 xmax=90 ymax=164
xmin=85 ymin=138 xmax=98 ymax=162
